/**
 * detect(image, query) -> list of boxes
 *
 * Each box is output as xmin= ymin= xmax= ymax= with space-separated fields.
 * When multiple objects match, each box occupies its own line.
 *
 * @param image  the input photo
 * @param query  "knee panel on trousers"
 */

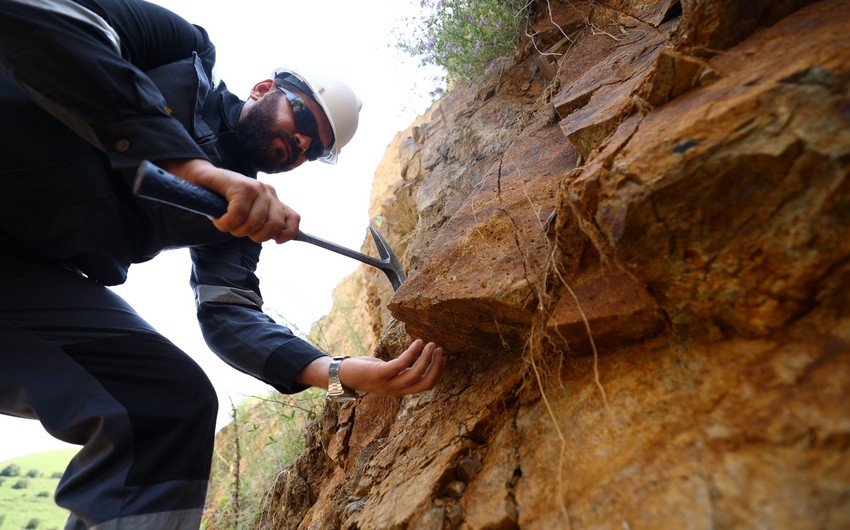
xmin=63 ymin=333 xmax=218 ymax=485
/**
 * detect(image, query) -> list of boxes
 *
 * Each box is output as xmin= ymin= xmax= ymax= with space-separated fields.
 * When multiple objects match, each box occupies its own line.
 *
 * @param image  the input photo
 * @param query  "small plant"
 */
xmin=396 ymin=0 xmax=525 ymax=85
xmin=12 ymin=478 xmax=29 ymax=489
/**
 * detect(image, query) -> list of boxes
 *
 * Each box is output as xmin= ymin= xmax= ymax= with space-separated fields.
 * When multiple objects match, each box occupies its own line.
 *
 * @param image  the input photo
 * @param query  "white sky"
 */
xmin=0 ymin=0 xmax=442 ymax=462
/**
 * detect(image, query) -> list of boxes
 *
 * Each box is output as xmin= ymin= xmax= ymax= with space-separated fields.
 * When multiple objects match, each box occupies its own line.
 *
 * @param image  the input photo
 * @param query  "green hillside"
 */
xmin=0 ymin=448 xmax=75 ymax=530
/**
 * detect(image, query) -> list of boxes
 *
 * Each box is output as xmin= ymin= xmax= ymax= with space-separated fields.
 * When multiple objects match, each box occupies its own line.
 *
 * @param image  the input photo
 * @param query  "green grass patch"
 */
xmin=0 ymin=448 xmax=76 ymax=530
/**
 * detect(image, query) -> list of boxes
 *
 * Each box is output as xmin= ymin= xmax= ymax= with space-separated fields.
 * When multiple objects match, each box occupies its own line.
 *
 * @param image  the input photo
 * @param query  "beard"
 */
xmin=235 ymin=91 xmax=300 ymax=174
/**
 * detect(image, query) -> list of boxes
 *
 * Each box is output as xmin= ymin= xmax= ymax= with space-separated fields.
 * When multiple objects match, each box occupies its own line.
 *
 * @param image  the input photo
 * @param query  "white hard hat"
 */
xmin=274 ymin=67 xmax=362 ymax=164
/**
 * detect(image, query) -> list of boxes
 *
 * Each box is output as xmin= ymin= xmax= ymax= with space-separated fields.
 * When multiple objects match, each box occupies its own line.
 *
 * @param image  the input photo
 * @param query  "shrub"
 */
xmin=204 ymin=390 xmax=325 ymax=530
xmin=0 ymin=463 xmax=20 ymax=477
xmin=12 ymin=478 xmax=29 ymax=489
xmin=396 ymin=0 xmax=525 ymax=84
xmin=37 ymin=491 xmax=51 ymax=498
xmin=25 ymin=518 xmax=41 ymax=529
xmin=26 ymin=469 xmax=40 ymax=478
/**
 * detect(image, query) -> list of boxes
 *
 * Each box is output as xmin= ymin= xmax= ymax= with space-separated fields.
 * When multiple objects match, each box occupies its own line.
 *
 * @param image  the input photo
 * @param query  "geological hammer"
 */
xmin=133 ymin=161 xmax=407 ymax=291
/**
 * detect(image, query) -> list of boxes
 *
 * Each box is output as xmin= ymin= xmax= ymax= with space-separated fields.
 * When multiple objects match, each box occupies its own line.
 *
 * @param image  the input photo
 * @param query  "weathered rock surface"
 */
xmin=257 ymin=1 xmax=850 ymax=528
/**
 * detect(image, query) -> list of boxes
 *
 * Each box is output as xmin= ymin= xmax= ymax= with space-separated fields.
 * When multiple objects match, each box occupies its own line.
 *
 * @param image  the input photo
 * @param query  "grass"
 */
xmin=203 ymin=390 xmax=325 ymax=530
xmin=0 ymin=448 xmax=75 ymax=530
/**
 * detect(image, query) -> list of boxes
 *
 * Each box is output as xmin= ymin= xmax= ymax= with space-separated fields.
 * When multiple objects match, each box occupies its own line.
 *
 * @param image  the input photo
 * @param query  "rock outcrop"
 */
xmin=260 ymin=1 xmax=850 ymax=528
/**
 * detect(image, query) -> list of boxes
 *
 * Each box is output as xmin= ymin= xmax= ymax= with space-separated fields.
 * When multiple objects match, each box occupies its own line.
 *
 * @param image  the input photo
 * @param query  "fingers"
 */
xmin=402 ymin=343 xmax=445 ymax=394
xmin=344 ymin=340 xmax=445 ymax=398
xmin=226 ymin=190 xmax=299 ymax=244
xmin=388 ymin=340 xmax=443 ymax=391
xmin=203 ymin=173 xmax=299 ymax=243
xmin=158 ymin=158 xmax=299 ymax=243
xmin=407 ymin=343 xmax=445 ymax=393
xmin=209 ymin=180 xmax=293 ymax=242
xmin=271 ymin=205 xmax=300 ymax=243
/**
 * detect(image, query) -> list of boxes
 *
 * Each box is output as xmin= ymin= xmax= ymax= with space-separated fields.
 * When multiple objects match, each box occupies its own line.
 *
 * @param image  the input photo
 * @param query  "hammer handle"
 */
xmin=132 ymin=161 xmax=388 ymax=268
xmin=134 ymin=160 xmax=228 ymax=217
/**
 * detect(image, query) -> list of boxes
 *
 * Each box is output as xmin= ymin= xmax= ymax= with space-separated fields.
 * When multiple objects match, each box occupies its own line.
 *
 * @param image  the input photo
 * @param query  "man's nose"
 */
xmin=293 ymin=132 xmax=312 ymax=155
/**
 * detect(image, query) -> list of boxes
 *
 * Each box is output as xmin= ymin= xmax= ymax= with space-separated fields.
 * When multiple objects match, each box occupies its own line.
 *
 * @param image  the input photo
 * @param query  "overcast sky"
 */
xmin=0 ymin=0 xmax=441 ymax=462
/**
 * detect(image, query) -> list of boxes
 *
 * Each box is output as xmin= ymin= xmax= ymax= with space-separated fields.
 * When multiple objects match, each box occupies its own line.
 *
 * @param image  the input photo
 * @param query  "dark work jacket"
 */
xmin=0 ymin=51 xmax=235 ymax=284
xmin=0 ymin=0 xmax=324 ymax=393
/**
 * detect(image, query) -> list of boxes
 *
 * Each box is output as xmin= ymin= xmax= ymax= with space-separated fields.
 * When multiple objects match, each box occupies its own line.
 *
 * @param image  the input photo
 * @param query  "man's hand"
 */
xmin=297 ymin=339 xmax=446 ymax=398
xmin=158 ymin=158 xmax=299 ymax=244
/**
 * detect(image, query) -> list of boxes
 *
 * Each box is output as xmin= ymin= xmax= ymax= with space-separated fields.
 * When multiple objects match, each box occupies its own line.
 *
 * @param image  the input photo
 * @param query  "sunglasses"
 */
xmin=276 ymin=86 xmax=333 ymax=161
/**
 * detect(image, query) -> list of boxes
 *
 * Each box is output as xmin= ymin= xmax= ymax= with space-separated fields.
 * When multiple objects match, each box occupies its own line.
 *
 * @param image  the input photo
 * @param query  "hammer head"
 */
xmin=369 ymin=227 xmax=406 ymax=291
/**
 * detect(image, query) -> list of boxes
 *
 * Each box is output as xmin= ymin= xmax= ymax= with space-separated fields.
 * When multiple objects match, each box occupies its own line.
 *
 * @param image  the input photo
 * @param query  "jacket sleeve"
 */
xmin=189 ymin=238 xmax=328 ymax=394
xmin=0 ymin=0 xmax=211 ymax=169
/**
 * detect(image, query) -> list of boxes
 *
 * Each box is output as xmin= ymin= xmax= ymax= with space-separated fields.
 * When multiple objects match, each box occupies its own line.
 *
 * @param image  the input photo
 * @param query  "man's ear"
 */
xmin=248 ymin=79 xmax=276 ymax=101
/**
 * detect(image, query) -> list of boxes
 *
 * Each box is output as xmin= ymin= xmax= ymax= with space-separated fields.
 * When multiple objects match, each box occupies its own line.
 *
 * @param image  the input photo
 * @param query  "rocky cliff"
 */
xmin=259 ymin=1 xmax=850 ymax=528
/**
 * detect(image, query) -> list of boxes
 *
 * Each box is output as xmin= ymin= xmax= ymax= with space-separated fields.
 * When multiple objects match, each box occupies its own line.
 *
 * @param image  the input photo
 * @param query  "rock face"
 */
xmin=260 ymin=1 xmax=850 ymax=528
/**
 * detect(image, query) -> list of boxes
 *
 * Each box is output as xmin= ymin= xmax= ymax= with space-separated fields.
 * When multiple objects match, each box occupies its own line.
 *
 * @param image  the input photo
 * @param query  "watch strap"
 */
xmin=327 ymin=356 xmax=356 ymax=402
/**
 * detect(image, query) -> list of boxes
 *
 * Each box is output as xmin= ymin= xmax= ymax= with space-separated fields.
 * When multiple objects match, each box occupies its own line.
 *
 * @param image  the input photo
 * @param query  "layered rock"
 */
xmin=261 ymin=1 xmax=850 ymax=528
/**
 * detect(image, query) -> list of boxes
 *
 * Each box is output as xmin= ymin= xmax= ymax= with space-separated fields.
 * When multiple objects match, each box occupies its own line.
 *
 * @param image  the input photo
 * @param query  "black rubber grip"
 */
xmin=133 ymin=160 xmax=228 ymax=217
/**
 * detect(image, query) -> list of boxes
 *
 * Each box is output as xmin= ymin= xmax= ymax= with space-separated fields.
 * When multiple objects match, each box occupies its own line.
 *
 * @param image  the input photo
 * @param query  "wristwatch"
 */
xmin=327 ymin=356 xmax=356 ymax=402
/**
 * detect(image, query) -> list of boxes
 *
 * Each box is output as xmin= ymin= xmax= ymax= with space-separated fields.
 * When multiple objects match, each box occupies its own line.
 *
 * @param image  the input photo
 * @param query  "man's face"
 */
xmin=236 ymin=86 xmax=334 ymax=174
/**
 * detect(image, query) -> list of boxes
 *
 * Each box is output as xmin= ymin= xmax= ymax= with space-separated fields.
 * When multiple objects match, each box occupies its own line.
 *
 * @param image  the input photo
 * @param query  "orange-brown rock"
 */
xmin=257 ymin=1 xmax=850 ymax=528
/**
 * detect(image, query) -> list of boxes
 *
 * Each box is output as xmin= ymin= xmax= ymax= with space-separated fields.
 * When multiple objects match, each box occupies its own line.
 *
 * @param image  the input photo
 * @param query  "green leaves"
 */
xmin=397 ymin=0 xmax=524 ymax=83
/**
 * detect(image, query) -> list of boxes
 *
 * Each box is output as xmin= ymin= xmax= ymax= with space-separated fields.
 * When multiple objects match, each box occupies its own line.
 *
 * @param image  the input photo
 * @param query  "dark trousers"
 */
xmin=0 ymin=250 xmax=217 ymax=529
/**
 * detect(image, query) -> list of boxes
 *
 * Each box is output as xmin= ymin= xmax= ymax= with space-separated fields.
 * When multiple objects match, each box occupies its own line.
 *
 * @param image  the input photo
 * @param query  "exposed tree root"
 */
xmin=551 ymin=254 xmax=611 ymax=414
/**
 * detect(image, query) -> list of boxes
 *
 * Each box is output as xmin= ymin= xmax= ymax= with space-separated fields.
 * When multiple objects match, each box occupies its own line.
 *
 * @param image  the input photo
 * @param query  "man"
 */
xmin=0 ymin=1 xmax=445 ymax=528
